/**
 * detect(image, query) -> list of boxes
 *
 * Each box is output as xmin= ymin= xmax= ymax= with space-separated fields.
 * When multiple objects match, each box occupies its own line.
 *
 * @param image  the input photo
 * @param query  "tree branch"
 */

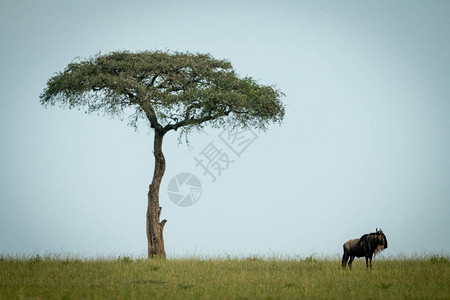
xmin=142 ymin=103 xmax=163 ymax=133
xmin=150 ymin=74 xmax=159 ymax=86
xmin=162 ymin=110 xmax=232 ymax=133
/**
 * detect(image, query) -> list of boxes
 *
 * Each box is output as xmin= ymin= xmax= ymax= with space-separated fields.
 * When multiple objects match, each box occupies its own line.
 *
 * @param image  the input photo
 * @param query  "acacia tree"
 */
xmin=40 ymin=51 xmax=285 ymax=258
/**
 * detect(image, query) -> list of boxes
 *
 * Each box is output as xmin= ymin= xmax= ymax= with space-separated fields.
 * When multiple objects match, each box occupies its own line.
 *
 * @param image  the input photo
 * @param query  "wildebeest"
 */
xmin=342 ymin=228 xmax=388 ymax=269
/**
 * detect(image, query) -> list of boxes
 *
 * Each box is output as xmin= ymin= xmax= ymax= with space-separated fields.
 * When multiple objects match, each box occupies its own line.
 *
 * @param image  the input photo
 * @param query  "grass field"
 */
xmin=0 ymin=254 xmax=449 ymax=299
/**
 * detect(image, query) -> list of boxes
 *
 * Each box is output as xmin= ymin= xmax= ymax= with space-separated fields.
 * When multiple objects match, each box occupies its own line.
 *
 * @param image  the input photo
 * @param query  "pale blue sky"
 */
xmin=1 ymin=0 xmax=449 ymax=258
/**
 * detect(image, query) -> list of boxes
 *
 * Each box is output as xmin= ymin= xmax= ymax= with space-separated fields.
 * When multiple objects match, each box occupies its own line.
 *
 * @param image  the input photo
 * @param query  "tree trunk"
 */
xmin=147 ymin=130 xmax=167 ymax=258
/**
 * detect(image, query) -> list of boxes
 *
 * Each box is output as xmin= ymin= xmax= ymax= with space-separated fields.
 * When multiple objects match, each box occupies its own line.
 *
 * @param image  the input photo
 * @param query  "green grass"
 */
xmin=0 ymin=254 xmax=449 ymax=299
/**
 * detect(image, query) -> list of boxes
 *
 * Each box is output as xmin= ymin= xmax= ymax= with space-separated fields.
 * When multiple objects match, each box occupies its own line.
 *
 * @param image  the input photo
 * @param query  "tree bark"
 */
xmin=147 ymin=130 xmax=167 ymax=258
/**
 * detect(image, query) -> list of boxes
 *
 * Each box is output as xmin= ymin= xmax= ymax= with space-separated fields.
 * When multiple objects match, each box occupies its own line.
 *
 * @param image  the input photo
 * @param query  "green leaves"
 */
xmin=40 ymin=50 xmax=285 ymax=134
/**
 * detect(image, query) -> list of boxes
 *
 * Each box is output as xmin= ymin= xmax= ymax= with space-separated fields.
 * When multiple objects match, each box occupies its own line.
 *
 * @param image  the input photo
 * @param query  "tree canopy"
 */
xmin=40 ymin=51 xmax=285 ymax=135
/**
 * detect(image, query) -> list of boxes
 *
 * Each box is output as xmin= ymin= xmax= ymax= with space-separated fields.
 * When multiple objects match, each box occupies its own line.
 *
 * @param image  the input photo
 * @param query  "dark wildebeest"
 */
xmin=342 ymin=228 xmax=388 ymax=269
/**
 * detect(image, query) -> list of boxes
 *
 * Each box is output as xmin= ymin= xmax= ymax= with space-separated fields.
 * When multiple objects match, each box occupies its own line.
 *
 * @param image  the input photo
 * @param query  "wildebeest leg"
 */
xmin=365 ymin=255 xmax=373 ymax=269
xmin=342 ymin=253 xmax=349 ymax=268
xmin=348 ymin=256 xmax=355 ymax=270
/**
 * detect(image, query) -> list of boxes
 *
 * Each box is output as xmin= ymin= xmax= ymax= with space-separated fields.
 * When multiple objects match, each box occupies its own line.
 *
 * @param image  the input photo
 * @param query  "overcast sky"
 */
xmin=1 ymin=0 xmax=449 ymax=258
